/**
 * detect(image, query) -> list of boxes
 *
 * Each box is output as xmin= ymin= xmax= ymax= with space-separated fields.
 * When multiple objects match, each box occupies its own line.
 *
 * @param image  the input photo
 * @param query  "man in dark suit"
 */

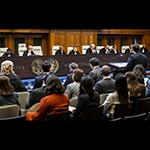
xmin=55 ymin=46 xmax=66 ymax=55
xmin=68 ymin=46 xmax=80 ymax=55
xmin=88 ymin=57 xmax=103 ymax=84
xmin=33 ymin=60 xmax=56 ymax=89
xmin=86 ymin=43 xmax=97 ymax=55
xmin=63 ymin=62 xmax=79 ymax=89
xmin=22 ymin=45 xmax=35 ymax=56
xmin=2 ymin=48 xmax=15 ymax=57
xmin=125 ymin=44 xmax=147 ymax=72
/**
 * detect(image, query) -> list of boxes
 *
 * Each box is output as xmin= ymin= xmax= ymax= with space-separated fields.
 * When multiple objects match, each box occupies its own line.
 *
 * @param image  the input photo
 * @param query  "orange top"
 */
xmin=26 ymin=94 xmax=69 ymax=121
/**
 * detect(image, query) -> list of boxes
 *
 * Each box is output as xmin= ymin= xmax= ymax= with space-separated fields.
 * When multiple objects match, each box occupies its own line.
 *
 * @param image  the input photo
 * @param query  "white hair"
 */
xmin=1 ymin=60 xmax=14 ymax=74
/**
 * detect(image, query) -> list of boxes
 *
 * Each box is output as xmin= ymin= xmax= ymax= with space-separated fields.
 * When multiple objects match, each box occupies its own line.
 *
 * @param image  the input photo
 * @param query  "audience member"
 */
xmin=0 ymin=75 xmax=20 ymax=106
xmin=94 ymin=65 xmax=115 ymax=94
xmin=26 ymin=76 xmax=69 ymax=121
xmin=73 ymin=76 xmax=100 ymax=121
xmin=0 ymin=60 xmax=27 ymax=92
xmin=103 ymin=74 xmax=131 ymax=119
xmin=33 ymin=60 xmax=56 ymax=89
xmin=125 ymin=71 xmax=145 ymax=101
xmin=63 ymin=62 xmax=79 ymax=88
xmin=88 ymin=57 xmax=102 ymax=84
xmin=65 ymin=68 xmax=84 ymax=100
xmin=133 ymin=64 xmax=146 ymax=84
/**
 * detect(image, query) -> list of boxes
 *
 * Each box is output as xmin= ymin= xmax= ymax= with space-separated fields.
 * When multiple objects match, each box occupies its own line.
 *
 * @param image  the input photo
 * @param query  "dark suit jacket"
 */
xmin=6 ymin=73 xmax=27 ymax=92
xmin=95 ymin=77 xmax=116 ymax=94
xmin=33 ymin=72 xmax=55 ymax=89
xmin=126 ymin=52 xmax=147 ymax=71
xmin=23 ymin=50 xmax=35 ymax=56
xmin=55 ymin=50 xmax=66 ymax=55
xmin=68 ymin=50 xmax=80 ymax=55
xmin=63 ymin=73 xmax=73 ymax=89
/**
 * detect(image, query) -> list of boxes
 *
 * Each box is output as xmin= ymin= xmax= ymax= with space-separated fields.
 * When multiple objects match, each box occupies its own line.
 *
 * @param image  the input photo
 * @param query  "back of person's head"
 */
xmin=132 ymin=44 xmax=140 ymax=52
xmin=73 ymin=69 xmax=84 ymax=82
xmin=102 ymin=65 xmax=111 ymax=76
xmin=1 ymin=60 xmax=14 ymax=75
xmin=89 ymin=57 xmax=100 ymax=66
xmin=0 ymin=75 xmax=14 ymax=95
xmin=6 ymin=48 xmax=12 ymax=53
xmin=125 ymin=71 xmax=138 ymax=84
xmin=42 ymin=60 xmax=51 ymax=73
xmin=80 ymin=76 xmax=94 ymax=95
xmin=69 ymin=62 xmax=79 ymax=72
xmin=133 ymin=64 xmax=145 ymax=76
xmin=115 ymin=74 xmax=129 ymax=103
xmin=45 ymin=76 xmax=65 ymax=95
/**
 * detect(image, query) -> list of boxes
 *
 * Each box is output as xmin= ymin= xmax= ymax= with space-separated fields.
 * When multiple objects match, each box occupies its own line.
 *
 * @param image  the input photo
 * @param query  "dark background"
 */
xmin=0 ymin=1 xmax=150 ymax=29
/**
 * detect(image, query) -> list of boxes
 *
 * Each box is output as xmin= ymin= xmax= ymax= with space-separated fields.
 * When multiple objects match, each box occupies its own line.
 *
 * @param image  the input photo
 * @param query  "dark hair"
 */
xmin=79 ymin=76 xmax=94 ymax=97
xmin=45 ymin=76 xmax=65 ymax=95
xmin=132 ymin=44 xmax=140 ymax=52
xmin=73 ymin=69 xmax=84 ymax=82
xmin=115 ymin=74 xmax=129 ymax=104
xmin=0 ymin=75 xmax=14 ymax=95
xmin=69 ymin=62 xmax=79 ymax=70
xmin=42 ymin=60 xmax=51 ymax=72
xmin=89 ymin=57 xmax=100 ymax=66
xmin=102 ymin=65 xmax=111 ymax=76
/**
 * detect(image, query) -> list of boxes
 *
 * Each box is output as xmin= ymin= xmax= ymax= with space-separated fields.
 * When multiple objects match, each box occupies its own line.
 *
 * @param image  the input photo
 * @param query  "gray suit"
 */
xmin=65 ymin=81 xmax=80 ymax=100
xmin=88 ymin=66 xmax=103 ymax=84
xmin=95 ymin=77 xmax=115 ymax=94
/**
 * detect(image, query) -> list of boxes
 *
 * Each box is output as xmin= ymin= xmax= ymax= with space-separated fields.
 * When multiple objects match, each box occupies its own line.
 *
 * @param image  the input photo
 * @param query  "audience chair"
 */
xmin=0 ymin=105 xmax=20 ymax=118
xmin=135 ymin=97 xmax=150 ymax=114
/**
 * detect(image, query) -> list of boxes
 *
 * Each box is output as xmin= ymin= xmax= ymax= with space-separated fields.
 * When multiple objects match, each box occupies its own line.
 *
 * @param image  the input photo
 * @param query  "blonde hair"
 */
xmin=1 ymin=60 xmax=14 ymax=75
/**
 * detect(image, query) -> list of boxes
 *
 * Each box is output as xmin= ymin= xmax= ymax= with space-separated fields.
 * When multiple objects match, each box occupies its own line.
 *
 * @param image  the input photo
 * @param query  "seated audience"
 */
xmin=33 ymin=60 xmax=56 ymax=89
xmin=125 ymin=72 xmax=145 ymax=101
xmin=26 ymin=76 xmax=69 ymax=121
xmin=94 ymin=65 xmax=115 ymax=94
xmin=23 ymin=45 xmax=35 ymax=56
xmin=1 ymin=60 xmax=27 ymax=92
xmin=103 ymin=74 xmax=131 ymax=119
xmin=73 ymin=76 xmax=100 ymax=121
xmin=65 ymin=68 xmax=84 ymax=100
xmin=63 ymin=62 xmax=79 ymax=88
xmin=133 ymin=64 xmax=146 ymax=84
xmin=88 ymin=57 xmax=102 ymax=84
xmin=0 ymin=75 xmax=20 ymax=106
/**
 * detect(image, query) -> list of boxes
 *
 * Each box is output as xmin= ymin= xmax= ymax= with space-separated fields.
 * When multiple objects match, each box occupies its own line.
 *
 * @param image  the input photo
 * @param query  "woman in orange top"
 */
xmin=26 ymin=76 xmax=69 ymax=121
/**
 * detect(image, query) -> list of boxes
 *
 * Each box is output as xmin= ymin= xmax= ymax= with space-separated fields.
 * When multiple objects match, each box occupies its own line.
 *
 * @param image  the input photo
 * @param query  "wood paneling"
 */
xmin=1 ymin=29 xmax=150 ymax=56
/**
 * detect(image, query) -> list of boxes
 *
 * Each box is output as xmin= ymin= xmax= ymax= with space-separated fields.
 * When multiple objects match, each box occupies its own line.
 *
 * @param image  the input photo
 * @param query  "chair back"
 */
xmin=135 ymin=97 xmax=150 ymax=114
xmin=15 ymin=92 xmax=30 ymax=109
xmin=0 ymin=105 xmax=20 ymax=118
